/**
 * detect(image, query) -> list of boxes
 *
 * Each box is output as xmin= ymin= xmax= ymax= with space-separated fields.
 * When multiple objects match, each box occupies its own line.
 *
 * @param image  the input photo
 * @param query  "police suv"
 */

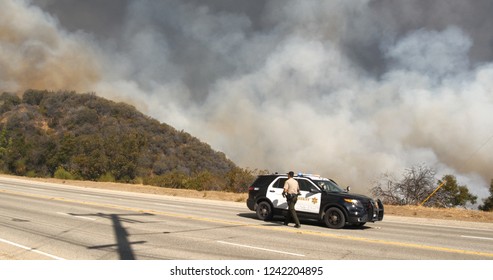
xmin=247 ymin=173 xmax=384 ymax=229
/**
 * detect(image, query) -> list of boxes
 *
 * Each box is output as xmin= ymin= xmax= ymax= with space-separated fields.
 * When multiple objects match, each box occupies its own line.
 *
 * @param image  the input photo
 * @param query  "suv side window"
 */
xmin=297 ymin=179 xmax=315 ymax=192
xmin=253 ymin=176 xmax=276 ymax=189
xmin=273 ymin=178 xmax=287 ymax=188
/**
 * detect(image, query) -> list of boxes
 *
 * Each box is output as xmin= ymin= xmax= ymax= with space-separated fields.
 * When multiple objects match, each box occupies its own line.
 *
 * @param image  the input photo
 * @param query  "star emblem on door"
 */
xmin=312 ymin=197 xmax=318 ymax=204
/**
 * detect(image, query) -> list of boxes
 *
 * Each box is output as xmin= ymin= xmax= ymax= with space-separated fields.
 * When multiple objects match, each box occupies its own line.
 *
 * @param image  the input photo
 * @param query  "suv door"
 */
xmin=266 ymin=177 xmax=322 ymax=214
xmin=296 ymin=178 xmax=322 ymax=214
xmin=265 ymin=177 xmax=288 ymax=210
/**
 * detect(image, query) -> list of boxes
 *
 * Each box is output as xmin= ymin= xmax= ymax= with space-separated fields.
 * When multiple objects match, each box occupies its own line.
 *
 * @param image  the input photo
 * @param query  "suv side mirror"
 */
xmin=346 ymin=186 xmax=351 ymax=192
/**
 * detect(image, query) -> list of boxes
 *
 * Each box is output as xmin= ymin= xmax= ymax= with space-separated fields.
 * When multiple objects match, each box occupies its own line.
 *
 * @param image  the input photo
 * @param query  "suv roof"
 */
xmin=255 ymin=173 xmax=335 ymax=184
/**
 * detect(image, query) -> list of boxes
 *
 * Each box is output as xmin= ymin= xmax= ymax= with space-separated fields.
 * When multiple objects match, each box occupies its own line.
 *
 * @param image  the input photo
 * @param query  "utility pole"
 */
xmin=420 ymin=180 xmax=447 ymax=206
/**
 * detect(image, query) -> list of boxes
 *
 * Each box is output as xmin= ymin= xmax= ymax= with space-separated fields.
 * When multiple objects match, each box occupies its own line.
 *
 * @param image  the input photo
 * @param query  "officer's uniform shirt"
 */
xmin=284 ymin=178 xmax=299 ymax=194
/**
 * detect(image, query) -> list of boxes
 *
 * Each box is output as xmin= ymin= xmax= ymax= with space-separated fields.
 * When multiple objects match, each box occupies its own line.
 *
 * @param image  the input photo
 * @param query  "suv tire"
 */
xmin=256 ymin=201 xmax=274 ymax=221
xmin=324 ymin=207 xmax=345 ymax=229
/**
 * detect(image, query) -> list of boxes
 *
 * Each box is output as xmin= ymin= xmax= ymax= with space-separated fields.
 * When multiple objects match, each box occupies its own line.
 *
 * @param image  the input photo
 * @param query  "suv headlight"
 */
xmin=344 ymin=198 xmax=363 ymax=208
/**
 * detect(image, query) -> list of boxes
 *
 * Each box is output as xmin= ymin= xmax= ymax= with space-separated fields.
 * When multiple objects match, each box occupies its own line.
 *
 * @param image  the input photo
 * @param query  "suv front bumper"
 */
xmin=347 ymin=199 xmax=384 ymax=223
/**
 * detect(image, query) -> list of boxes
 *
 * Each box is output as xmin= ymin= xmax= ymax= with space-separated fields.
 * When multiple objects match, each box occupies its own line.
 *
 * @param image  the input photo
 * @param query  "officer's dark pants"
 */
xmin=285 ymin=195 xmax=300 ymax=226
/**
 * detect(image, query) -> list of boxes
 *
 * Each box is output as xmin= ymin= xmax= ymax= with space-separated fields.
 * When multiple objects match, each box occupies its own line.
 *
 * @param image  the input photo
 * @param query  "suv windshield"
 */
xmin=314 ymin=179 xmax=343 ymax=193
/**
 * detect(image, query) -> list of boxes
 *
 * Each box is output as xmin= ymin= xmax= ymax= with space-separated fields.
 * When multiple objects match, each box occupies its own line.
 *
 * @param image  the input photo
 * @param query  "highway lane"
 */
xmin=1 ymin=176 xmax=493 ymax=260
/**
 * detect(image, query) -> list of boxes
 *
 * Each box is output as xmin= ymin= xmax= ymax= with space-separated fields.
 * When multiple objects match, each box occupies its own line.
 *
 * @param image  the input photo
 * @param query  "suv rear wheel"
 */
xmin=256 ymin=201 xmax=273 ymax=220
xmin=324 ymin=207 xmax=345 ymax=229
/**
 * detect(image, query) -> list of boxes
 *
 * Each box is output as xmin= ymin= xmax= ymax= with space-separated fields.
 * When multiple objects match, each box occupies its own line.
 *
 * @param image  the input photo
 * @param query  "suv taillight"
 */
xmin=248 ymin=186 xmax=255 ymax=191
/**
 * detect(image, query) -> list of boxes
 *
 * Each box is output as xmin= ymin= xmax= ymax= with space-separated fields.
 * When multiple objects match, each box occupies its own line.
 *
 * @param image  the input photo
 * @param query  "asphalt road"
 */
xmin=1 ymin=176 xmax=493 ymax=260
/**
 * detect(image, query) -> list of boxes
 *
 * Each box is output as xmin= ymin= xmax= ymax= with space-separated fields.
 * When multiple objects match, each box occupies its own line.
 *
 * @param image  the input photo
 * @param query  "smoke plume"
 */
xmin=2 ymin=0 xmax=493 ymax=198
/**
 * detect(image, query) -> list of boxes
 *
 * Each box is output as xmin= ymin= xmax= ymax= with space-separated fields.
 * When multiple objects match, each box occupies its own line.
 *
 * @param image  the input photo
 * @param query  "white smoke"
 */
xmin=0 ymin=0 xmax=101 ymax=93
xmin=2 ymin=0 xmax=493 ymax=199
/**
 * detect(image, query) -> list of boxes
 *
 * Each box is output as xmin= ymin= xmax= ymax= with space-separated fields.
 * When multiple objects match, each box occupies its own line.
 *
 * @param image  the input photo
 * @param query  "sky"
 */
xmin=1 ymin=0 xmax=493 ymax=199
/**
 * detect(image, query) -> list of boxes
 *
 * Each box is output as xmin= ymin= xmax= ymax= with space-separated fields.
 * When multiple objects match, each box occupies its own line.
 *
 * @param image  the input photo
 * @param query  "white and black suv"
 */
xmin=247 ymin=173 xmax=384 ymax=229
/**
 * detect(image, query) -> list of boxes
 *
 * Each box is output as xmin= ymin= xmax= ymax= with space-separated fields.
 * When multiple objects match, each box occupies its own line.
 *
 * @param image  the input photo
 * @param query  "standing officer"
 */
xmin=283 ymin=171 xmax=301 ymax=228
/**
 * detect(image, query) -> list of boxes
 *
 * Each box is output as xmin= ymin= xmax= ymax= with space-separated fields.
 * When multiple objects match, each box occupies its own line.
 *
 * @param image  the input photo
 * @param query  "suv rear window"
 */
xmin=251 ymin=176 xmax=276 ymax=189
xmin=273 ymin=178 xmax=286 ymax=188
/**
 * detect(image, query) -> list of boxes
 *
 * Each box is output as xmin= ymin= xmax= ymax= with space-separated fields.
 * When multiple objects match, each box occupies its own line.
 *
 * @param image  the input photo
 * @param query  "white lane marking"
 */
xmin=0 ymin=237 xmax=65 ymax=260
xmin=461 ymin=235 xmax=493 ymax=241
xmin=385 ymin=220 xmax=493 ymax=233
xmin=154 ymin=203 xmax=185 ymax=208
xmin=81 ymin=194 xmax=101 ymax=198
xmin=57 ymin=212 xmax=96 ymax=221
xmin=217 ymin=241 xmax=305 ymax=257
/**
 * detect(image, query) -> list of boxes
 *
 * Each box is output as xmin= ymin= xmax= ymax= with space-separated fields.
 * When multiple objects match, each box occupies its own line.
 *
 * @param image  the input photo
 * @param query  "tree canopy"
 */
xmin=371 ymin=164 xmax=477 ymax=209
xmin=425 ymin=175 xmax=477 ymax=208
xmin=479 ymin=180 xmax=493 ymax=211
xmin=370 ymin=164 xmax=435 ymax=205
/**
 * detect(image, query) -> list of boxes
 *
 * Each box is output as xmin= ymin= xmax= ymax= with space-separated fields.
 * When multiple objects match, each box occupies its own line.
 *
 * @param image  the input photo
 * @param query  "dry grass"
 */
xmin=15 ymin=176 xmax=249 ymax=203
xmin=6 ymin=175 xmax=493 ymax=223
xmin=384 ymin=205 xmax=493 ymax=223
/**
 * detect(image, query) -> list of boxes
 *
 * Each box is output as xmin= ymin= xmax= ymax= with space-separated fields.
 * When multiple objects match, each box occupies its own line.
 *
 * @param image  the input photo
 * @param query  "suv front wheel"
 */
xmin=324 ymin=207 xmax=346 ymax=229
xmin=256 ymin=201 xmax=273 ymax=220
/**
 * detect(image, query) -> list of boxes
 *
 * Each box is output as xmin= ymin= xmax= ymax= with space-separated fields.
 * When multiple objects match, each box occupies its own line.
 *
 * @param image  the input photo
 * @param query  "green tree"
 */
xmin=103 ymin=132 xmax=144 ymax=182
xmin=4 ymin=135 xmax=30 ymax=175
xmin=0 ymin=127 xmax=9 ymax=158
xmin=143 ymin=171 xmax=188 ymax=189
xmin=47 ymin=133 xmax=77 ymax=174
xmin=0 ymin=92 xmax=21 ymax=114
xmin=225 ymin=167 xmax=256 ymax=193
xmin=185 ymin=171 xmax=215 ymax=191
xmin=22 ymin=89 xmax=46 ymax=105
xmin=425 ymin=175 xmax=477 ymax=208
xmin=54 ymin=166 xmax=76 ymax=180
xmin=70 ymin=135 xmax=108 ymax=180
xmin=479 ymin=180 xmax=493 ymax=211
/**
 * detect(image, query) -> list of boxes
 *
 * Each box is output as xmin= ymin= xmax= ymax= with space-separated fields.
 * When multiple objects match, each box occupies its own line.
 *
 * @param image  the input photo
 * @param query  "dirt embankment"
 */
xmin=6 ymin=175 xmax=493 ymax=223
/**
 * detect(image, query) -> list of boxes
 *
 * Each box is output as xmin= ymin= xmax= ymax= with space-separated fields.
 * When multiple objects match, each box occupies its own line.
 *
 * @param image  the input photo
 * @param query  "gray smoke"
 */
xmin=2 ymin=0 xmax=493 ymax=199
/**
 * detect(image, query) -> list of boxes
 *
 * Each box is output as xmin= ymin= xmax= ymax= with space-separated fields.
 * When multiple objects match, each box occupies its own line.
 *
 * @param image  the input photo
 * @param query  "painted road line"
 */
xmin=217 ymin=241 xmax=305 ymax=257
xmin=461 ymin=235 xmax=493 ymax=241
xmin=81 ymin=194 xmax=101 ymax=198
xmin=386 ymin=220 xmax=493 ymax=232
xmin=56 ymin=212 xmax=96 ymax=221
xmin=154 ymin=203 xmax=185 ymax=208
xmin=0 ymin=237 xmax=65 ymax=260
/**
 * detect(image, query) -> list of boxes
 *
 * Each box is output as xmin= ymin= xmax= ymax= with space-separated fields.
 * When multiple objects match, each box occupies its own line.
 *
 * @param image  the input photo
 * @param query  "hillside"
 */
xmin=0 ymin=90 xmax=253 ymax=192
